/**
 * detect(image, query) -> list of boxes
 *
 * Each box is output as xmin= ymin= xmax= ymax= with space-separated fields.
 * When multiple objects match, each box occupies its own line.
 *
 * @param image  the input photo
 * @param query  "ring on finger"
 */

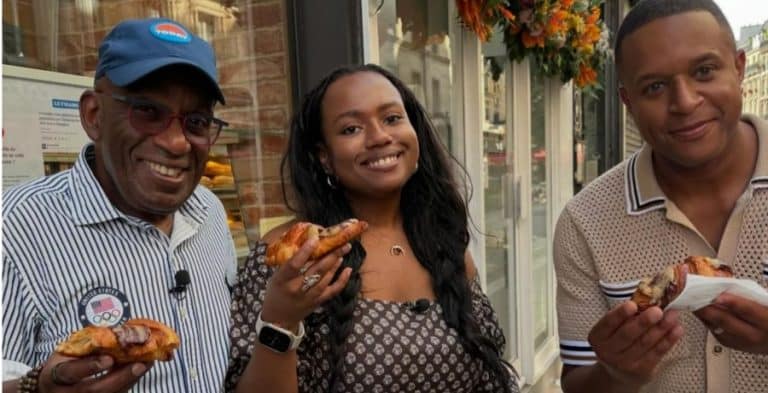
xmin=301 ymin=273 xmax=322 ymax=292
xmin=299 ymin=261 xmax=315 ymax=275
xmin=51 ymin=362 xmax=75 ymax=386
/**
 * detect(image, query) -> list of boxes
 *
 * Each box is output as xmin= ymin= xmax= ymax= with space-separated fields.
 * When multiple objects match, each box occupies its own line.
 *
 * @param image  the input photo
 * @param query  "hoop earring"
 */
xmin=326 ymin=174 xmax=336 ymax=189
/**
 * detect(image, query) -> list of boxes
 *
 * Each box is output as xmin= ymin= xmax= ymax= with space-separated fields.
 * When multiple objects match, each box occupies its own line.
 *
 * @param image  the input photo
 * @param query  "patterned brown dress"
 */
xmin=224 ymin=243 xmax=519 ymax=392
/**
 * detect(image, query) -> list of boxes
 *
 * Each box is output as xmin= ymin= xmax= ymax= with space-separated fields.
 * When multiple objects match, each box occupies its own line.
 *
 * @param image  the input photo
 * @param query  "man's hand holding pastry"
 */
xmin=36 ymin=353 xmax=151 ymax=393
xmin=627 ymin=255 xmax=768 ymax=354
xmin=28 ymin=316 xmax=178 ymax=392
xmin=695 ymin=292 xmax=768 ymax=354
xmin=588 ymin=301 xmax=684 ymax=388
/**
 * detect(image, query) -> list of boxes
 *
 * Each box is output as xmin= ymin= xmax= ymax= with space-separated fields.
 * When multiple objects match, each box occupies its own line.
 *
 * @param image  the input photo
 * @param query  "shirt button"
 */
xmin=179 ymin=306 xmax=187 ymax=319
xmin=190 ymin=367 xmax=198 ymax=380
xmin=713 ymin=345 xmax=723 ymax=354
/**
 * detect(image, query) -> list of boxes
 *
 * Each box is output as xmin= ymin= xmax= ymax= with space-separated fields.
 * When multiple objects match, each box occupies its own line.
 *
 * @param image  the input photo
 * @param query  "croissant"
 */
xmin=631 ymin=256 xmax=733 ymax=311
xmin=265 ymin=218 xmax=368 ymax=266
xmin=55 ymin=318 xmax=180 ymax=364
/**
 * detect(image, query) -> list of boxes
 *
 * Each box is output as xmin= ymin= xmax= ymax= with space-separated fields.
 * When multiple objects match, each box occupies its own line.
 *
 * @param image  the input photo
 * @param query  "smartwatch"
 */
xmin=255 ymin=312 xmax=305 ymax=353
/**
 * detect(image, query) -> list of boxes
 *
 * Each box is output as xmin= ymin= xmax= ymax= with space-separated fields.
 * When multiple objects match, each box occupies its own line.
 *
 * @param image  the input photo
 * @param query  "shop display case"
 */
xmin=202 ymin=142 xmax=251 ymax=261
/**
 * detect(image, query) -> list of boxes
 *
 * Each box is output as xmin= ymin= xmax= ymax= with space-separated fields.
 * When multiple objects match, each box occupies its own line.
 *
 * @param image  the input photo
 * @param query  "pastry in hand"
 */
xmin=631 ymin=256 xmax=733 ymax=311
xmin=55 ymin=318 xmax=180 ymax=364
xmin=265 ymin=218 xmax=368 ymax=266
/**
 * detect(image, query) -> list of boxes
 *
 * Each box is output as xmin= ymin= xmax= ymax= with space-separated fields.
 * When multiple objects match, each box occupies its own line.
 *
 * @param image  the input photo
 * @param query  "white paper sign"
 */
xmin=666 ymin=274 xmax=768 ymax=311
xmin=3 ymin=79 xmax=44 ymax=189
xmin=3 ymin=75 xmax=90 ymax=188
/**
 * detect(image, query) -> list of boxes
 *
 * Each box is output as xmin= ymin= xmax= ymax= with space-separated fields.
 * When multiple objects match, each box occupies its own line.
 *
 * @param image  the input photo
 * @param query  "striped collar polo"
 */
xmin=554 ymin=114 xmax=768 ymax=393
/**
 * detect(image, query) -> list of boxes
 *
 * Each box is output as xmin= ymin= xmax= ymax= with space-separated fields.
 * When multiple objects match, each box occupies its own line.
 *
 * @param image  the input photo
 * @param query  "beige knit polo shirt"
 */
xmin=554 ymin=114 xmax=768 ymax=393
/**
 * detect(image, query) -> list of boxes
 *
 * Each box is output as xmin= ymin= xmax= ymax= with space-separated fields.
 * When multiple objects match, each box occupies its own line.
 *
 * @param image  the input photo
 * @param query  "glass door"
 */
xmin=481 ymin=37 xmax=518 ymax=364
xmin=530 ymin=66 xmax=553 ymax=350
xmin=507 ymin=58 xmax=562 ymax=384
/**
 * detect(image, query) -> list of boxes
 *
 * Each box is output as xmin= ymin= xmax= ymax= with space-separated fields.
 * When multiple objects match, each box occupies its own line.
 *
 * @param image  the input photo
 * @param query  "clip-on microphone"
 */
xmin=406 ymin=298 xmax=431 ymax=314
xmin=169 ymin=270 xmax=191 ymax=300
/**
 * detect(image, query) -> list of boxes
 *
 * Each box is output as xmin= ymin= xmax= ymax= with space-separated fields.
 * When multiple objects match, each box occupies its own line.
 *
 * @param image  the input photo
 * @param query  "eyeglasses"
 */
xmin=102 ymin=93 xmax=228 ymax=147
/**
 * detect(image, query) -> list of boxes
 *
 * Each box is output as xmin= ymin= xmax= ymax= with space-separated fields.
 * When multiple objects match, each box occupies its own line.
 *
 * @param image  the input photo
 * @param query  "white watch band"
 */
xmin=255 ymin=312 xmax=305 ymax=351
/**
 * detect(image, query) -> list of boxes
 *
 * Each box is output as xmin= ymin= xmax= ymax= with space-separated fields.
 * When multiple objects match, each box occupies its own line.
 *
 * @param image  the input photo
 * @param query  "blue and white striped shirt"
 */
xmin=2 ymin=145 xmax=237 ymax=392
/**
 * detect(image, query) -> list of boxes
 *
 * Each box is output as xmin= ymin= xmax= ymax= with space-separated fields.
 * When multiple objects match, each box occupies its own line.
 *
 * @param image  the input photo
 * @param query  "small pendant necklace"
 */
xmin=389 ymin=245 xmax=405 ymax=256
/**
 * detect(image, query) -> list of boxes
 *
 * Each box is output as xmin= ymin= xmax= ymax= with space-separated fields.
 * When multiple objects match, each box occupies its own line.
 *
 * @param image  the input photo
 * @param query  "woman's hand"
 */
xmin=260 ymin=238 xmax=352 ymax=332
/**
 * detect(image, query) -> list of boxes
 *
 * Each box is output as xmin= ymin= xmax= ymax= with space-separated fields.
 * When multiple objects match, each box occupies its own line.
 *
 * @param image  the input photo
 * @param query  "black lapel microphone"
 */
xmin=406 ymin=298 xmax=431 ymax=314
xmin=169 ymin=270 xmax=191 ymax=300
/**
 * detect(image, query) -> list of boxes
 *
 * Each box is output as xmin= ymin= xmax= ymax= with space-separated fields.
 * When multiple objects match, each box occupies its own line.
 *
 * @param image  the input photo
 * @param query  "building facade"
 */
xmin=742 ymin=21 xmax=768 ymax=118
xmin=2 ymin=0 xmax=601 ymax=390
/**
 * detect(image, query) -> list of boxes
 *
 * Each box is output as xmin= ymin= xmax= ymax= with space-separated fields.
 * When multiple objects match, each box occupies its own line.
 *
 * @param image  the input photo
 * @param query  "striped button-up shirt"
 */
xmin=2 ymin=145 xmax=237 ymax=392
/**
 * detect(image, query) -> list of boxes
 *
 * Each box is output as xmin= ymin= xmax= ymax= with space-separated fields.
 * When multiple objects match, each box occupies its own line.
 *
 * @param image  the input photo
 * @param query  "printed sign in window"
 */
xmin=3 ymin=75 xmax=90 ymax=188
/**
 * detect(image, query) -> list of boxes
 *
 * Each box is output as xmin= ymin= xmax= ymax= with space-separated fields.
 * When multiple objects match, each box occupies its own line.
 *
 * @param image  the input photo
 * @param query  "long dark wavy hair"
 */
xmin=281 ymin=64 xmax=513 ymax=391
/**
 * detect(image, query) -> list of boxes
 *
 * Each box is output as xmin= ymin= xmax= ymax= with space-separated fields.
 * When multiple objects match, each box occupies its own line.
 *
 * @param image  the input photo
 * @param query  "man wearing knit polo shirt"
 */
xmin=554 ymin=1 xmax=768 ymax=392
xmin=2 ymin=18 xmax=236 ymax=392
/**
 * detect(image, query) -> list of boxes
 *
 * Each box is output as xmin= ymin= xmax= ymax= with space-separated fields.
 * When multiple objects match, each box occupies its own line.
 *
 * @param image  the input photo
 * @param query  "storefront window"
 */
xmin=2 ymin=0 xmax=295 ymax=263
xmin=573 ymin=88 xmax=607 ymax=192
xmin=369 ymin=0 xmax=456 ymax=149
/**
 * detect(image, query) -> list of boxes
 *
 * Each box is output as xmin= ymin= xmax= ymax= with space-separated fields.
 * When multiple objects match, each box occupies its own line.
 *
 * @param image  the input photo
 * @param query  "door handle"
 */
xmin=512 ymin=176 xmax=522 ymax=222
xmin=503 ymin=173 xmax=512 ymax=219
xmin=504 ymin=174 xmax=522 ymax=222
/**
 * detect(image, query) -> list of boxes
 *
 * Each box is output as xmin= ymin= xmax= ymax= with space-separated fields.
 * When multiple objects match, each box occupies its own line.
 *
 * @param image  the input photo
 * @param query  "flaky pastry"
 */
xmin=265 ymin=218 xmax=368 ymax=266
xmin=631 ymin=256 xmax=733 ymax=311
xmin=56 ymin=318 xmax=179 ymax=363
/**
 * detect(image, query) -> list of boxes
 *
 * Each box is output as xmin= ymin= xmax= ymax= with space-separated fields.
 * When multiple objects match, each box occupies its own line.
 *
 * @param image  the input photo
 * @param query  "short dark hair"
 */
xmin=615 ymin=0 xmax=734 ymax=65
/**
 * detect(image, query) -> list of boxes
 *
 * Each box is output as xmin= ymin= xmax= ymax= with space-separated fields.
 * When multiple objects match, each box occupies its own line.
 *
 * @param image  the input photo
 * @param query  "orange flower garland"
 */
xmin=456 ymin=0 xmax=516 ymax=42
xmin=457 ymin=0 xmax=610 ymax=90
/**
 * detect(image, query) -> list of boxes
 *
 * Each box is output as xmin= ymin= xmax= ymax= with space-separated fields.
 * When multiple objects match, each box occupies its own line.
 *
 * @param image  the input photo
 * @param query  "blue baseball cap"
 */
xmin=95 ymin=18 xmax=225 ymax=104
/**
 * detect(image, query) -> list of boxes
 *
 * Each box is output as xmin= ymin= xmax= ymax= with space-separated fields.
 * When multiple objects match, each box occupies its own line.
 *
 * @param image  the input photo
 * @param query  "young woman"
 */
xmin=224 ymin=64 xmax=518 ymax=393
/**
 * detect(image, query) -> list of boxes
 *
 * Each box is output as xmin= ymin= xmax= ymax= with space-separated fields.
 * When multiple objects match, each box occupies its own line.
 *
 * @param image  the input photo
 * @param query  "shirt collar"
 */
xmin=70 ymin=144 xmax=210 ymax=226
xmin=625 ymin=145 xmax=666 ymax=215
xmin=625 ymin=114 xmax=768 ymax=215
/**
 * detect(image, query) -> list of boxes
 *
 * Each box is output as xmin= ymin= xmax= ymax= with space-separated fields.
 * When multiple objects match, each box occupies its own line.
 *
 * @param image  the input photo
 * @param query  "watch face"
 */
xmin=259 ymin=326 xmax=291 ymax=352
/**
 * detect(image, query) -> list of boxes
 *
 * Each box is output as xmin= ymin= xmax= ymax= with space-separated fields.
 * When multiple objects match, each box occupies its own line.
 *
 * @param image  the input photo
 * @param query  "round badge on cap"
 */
xmin=150 ymin=22 xmax=191 ymax=44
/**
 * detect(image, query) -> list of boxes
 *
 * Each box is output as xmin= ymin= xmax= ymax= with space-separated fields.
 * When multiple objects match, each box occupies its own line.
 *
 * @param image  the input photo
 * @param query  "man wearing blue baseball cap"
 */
xmin=3 ymin=18 xmax=236 ymax=393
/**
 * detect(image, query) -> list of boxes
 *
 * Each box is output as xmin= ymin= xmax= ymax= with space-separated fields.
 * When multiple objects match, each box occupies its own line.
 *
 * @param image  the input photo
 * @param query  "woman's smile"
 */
xmin=361 ymin=152 xmax=403 ymax=170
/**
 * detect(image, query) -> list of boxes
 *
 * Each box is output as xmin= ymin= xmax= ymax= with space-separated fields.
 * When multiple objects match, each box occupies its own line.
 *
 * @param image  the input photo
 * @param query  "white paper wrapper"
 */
xmin=665 ymin=274 xmax=768 ymax=311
